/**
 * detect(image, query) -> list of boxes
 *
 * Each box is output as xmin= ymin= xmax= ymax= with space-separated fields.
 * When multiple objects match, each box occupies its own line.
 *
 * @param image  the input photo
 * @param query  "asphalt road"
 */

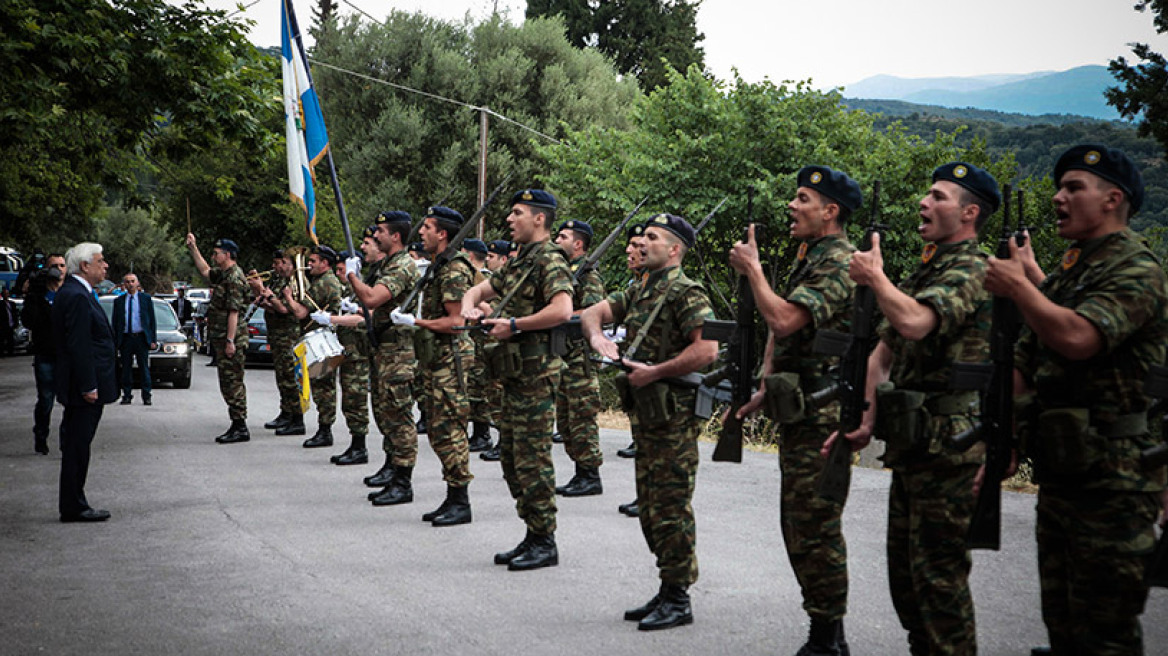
xmin=1 ymin=353 xmax=1165 ymax=655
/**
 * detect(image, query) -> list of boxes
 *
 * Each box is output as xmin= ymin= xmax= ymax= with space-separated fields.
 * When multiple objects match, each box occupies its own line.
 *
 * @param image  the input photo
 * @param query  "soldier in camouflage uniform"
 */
xmin=477 ymin=240 xmax=512 ymax=462
xmin=407 ymin=241 xmax=430 ymax=435
xmin=185 ymin=234 xmax=250 ymax=443
xmin=461 ymin=238 xmax=494 ymax=452
xmin=283 ymin=245 xmax=343 ymax=448
xmin=836 ymin=162 xmax=997 ymax=656
xmin=461 ymin=189 xmax=574 ymax=570
xmin=248 ymin=249 xmax=307 ymax=436
xmin=345 ymin=213 xmax=420 ymax=497
xmin=582 ymin=213 xmax=717 ymax=631
xmin=376 ymin=206 xmax=476 ymax=526
xmin=984 ymin=145 xmax=1168 ymax=656
xmin=552 ymin=220 xmax=606 ymax=497
xmin=617 ymin=223 xmax=648 ymax=518
xmin=728 ymin=167 xmax=861 ymax=655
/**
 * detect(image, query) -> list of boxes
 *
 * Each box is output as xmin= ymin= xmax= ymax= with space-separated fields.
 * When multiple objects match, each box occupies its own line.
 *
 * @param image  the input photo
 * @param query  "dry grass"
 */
xmin=597 ymin=410 xmax=631 ymax=430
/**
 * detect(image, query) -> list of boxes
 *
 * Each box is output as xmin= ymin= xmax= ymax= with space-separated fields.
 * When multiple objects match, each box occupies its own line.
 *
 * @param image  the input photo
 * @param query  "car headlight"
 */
xmin=163 ymin=343 xmax=190 ymax=355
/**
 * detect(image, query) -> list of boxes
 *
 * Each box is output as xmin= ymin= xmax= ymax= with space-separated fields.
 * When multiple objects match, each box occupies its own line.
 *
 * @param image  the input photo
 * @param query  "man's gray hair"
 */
xmin=65 ymin=243 xmax=103 ymax=275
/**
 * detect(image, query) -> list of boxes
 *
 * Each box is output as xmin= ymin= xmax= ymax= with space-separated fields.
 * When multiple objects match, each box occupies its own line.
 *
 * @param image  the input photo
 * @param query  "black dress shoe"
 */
xmin=638 ymin=583 xmax=692 ymax=631
xmin=617 ymin=441 xmax=636 ymax=458
xmin=143 ymin=397 xmax=152 ymax=406
xmin=34 ymin=437 xmax=49 ymax=455
xmin=120 ymin=396 xmax=132 ymax=405
xmin=60 ymin=508 xmax=111 ymax=523
xmin=333 ymin=448 xmax=368 ymax=466
xmin=479 ymin=445 xmax=501 ymax=461
xmin=508 ymin=533 xmax=558 ymax=571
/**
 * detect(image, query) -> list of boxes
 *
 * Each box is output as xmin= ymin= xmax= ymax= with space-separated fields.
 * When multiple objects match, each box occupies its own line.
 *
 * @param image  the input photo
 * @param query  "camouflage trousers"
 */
xmin=311 ymin=349 xmax=369 ymax=437
xmin=211 ymin=334 xmax=248 ymax=421
xmin=415 ymin=341 xmax=473 ymax=487
xmin=270 ymin=330 xmax=301 ymax=415
xmin=633 ymin=391 xmax=701 ymax=587
xmin=779 ymin=420 xmax=849 ymax=620
xmin=888 ymin=463 xmax=979 ymax=656
xmin=1036 ymin=487 xmax=1159 ymax=656
xmin=499 ymin=363 xmax=560 ymax=535
xmin=370 ymin=343 xmax=415 ymax=461
xmin=467 ymin=344 xmax=493 ymax=425
xmin=555 ymin=345 xmax=602 ymax=468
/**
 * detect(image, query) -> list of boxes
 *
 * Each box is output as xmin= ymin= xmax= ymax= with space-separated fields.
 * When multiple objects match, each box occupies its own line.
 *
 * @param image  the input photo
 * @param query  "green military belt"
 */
xmin=1095 ymin=412 xmax=1147 ymax=438
xmin=924 ymin=391 xmax=979 ymax=416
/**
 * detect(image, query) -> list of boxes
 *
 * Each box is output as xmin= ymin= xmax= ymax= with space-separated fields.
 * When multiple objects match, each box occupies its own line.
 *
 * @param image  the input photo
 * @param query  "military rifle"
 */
xmin=706 ymin=187 xmax=759 ymax=463
xmin=1141 ymin=363 xmax=1168 ymax=587
xmin=805 ymin=181 xmax=887 ymax=502
xmin=396 ymin=174 xmax=512 ymax=313
xmin=572 ymin=195 xmax=650 ymax=285
xmin=591 ymin=357 xmax=733 ymax=419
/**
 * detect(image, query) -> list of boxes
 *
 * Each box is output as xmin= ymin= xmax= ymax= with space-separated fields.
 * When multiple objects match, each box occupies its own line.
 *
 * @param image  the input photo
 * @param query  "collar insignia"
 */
xmin=1062 ymin=248 xmax=1081 ymax=270
xmin=921 ymin=243 xmax=938 ymax=263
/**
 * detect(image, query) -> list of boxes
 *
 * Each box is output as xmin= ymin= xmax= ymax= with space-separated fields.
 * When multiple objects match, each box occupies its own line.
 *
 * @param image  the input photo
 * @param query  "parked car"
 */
xmin=11 ymin=297 xmax=30 ymax=353
xmin=185 ymin=288 xmax=211 ymax=302
xmin=98 ymin=295 xmax=193 ymax=389
xmin=245 ymin=307 xmax=271 ymax=365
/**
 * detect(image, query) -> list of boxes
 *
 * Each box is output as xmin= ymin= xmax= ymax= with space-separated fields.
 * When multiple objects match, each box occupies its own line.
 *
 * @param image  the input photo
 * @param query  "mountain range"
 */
xmin=842 ymin=65 xmax=1120 ymax=120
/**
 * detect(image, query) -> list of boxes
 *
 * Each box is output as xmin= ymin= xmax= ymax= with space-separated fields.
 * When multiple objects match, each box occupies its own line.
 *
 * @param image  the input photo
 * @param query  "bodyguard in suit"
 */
xmin=52 ymin=243 xmax=118 ymax=523
xmin=112 ymin=273 xmax=157 ymax=405
xmin=172 ymin=287 xmax=194 ymax=323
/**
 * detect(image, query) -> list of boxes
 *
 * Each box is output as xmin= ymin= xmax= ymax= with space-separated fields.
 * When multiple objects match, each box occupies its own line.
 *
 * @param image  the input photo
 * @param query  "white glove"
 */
xmin=390 ymin=309 xmax=416 ymax=327
xmin=345 ymin=256 xmax=361 ymax=278
xmin=310 ymin=310 xmax=331 ymax=326
xmin=340 ymin=298 xmax=360 ymax=314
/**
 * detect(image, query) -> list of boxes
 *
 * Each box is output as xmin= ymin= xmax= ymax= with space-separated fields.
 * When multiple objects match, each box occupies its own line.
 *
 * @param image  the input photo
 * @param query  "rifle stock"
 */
xmin=815 ymin=181 xmax=885 ymax=502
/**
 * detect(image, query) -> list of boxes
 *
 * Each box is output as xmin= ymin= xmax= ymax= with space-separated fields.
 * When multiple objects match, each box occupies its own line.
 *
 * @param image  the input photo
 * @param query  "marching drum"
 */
xmin=298 ymin=329 xmax=344 ymax=379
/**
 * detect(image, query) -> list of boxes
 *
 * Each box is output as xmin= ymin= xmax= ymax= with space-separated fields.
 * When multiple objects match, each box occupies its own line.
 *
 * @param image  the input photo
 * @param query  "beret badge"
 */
xmin=953 ymin=165 xmax=968 ymax=179
xmin=1084 ymin=150 xmax=1101 ymax=165
xmin=810 ymin=172 xmax=823 ymax=184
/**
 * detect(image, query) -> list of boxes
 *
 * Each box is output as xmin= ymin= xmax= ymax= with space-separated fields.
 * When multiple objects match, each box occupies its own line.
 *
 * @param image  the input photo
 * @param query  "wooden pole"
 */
xmin=477 ymin=108 xmax=489 ymax=240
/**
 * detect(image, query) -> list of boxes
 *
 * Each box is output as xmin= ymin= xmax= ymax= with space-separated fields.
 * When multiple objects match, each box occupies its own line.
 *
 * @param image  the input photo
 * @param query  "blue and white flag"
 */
xmin=281 ymin=0 xmax=328 ymax=244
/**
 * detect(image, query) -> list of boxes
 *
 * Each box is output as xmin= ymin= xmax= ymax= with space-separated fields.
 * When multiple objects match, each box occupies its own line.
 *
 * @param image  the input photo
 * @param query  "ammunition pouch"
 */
xmin=486 ymin=338 xmax=551 ymax=380
xmin=549 ymin=326 xmax=568 ymax=358
xmin=874 ymin=382 xmax=930 ymax=462
xmin=633 ymin=381 xmax=677 ymax=429
xmin=762 ymin=373 xmax=806 ymax=424
xmin=1030 ymin=408 xmax=1148 ymax=482
xmin=613 ymin=373 xmax=636 ymax=413
xmin=414 ymin=329 xmax=435 ymax=367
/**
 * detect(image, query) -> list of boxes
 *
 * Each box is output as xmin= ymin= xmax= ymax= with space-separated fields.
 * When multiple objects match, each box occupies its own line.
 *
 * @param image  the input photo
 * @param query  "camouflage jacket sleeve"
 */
xmin=307 ymin=271 xmax=343 ymax=314
xmin=579 ymin=268 xmax=605 ymax=310
xmin=786 ymin=234 xmax=856 ymax=330
xmin=375 ymin=251 xmax=419 ymax=306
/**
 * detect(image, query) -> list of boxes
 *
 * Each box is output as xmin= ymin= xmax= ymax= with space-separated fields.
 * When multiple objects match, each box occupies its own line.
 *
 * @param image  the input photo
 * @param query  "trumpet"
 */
xmin=246 ymin=270 xmax=272 ymax=282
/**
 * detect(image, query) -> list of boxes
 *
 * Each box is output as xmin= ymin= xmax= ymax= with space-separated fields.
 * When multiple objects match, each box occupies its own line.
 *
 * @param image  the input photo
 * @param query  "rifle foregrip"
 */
xmin=712 ymin=413 xmax=744 ymax=463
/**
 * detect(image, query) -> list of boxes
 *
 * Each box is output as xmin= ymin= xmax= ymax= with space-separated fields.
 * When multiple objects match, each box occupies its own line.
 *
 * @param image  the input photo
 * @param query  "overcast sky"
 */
xmin=209 ymin=0 xmax=1165 ymax=90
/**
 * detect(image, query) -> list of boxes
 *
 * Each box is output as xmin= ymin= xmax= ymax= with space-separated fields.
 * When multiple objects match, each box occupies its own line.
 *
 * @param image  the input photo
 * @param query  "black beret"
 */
xmin=214 ymin=239 xmax=239 ymax=256
xmin=556 ymin=220 xmax=593 ymax=240
xmin=797 ymin=166 xmax=863 ymax=212
xmin=510 ymin=188 xmax=557 ymax=210
xmin=626 ymin=223 xmax=646 ymax=241
xmin=339 ymin=249 xmax=362 ymax=262
xmin=645 ymin=213 xmax=696 ymax=249
xmin=932 ymin=162 xmax=1001 ymax=213
xmin=313 ymin=245 xmax=339 ymax=265
xmin=377 ymin=210 xmax=412 ymax=225
xmin=408 ymin=242 xmax=426 ymax=253
xmin=462 ymin=238 xmax=487 ymax=255
xmin=487 ymin=240 xmax=512 ymax=256
xmin=1054 ymin=144 xmax=1145 ymax=213
xmin=362 ymin=225 xmax=378 ymax=240
xmin=426 ymin=205 xmax=463 ymax=228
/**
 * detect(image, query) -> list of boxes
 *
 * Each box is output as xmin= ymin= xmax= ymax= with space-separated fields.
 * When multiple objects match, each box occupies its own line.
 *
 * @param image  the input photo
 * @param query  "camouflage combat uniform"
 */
xmin=265 ymin=274 xmax=302 ymax=415
xmin=302 ymin=270 xmax=343 ymax=427
xmin=370 ymin=250 xmax=419 ymax=463
xmin=768 ymin=233 xmax=856 ymax=622
xmin=489 ymin=239 xmax=573 ymax=535
xmin=467 ymin=267 xmax=496 ymax=428
xmin=415 ymin=253 xmax=475 ymax=487
xmin=555 ymin=256 xmax=605 ymax=469
xmin=877 ymin=239 xmax=990 ymax=656
xmin=331 ymin=276 xmax=370 ymax=440
xmin=207 ymin=264 xmax=250 ymax=420
xmin=606 ymin=265 xmax=714 ymax=587
xmin=1015 ymin=228 xmax=1168 ymax=655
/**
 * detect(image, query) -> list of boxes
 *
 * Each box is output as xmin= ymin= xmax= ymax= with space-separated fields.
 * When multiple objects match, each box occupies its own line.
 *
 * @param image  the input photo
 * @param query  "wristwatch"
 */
xmin=510 ymin=317 xmax=521 ymax=334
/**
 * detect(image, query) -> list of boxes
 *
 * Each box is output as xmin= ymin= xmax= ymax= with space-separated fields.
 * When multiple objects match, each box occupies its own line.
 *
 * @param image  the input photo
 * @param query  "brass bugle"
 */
xmin=246 ymin=270 xmax=272 ymax=282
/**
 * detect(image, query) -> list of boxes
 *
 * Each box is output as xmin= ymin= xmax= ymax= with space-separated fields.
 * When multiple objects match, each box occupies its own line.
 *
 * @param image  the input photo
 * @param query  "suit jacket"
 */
xmin=113 ymin=291 xmax=157 ymax=347
xmin=52 ymin=276 xmax=118 ymax=406
xmin=172 ymin=296 xmax=193 ymax=323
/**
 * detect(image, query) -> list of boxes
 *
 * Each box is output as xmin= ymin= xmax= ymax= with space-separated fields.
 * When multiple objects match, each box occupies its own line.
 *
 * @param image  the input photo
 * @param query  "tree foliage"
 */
xmin=539 ymin=66 xmax=1020 ymax=304
xmin=308 ymin=12 xmax=641 ymax=238
xmin=526 ymin=0 xmax=705 ymax=92
xmin=1107 ymin=0 xmax=1168 ymax=155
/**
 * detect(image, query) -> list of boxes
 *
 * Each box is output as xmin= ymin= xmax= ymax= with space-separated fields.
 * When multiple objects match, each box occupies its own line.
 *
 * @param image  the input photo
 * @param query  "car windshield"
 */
xmin=154 ymin=298 xmax=179 ymax=330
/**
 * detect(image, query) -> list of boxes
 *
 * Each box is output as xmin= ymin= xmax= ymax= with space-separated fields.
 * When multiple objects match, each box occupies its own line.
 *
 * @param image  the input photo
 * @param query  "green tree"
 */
xmin=1107 ymin=0 xmax=1168 ymax=155
xmin=526 ymin=0 xmax=705 ymax=91
xmin=307 ymin=12 xmax=641 ymax=240
xmin=93 ymin=205 xmax=181 ymax=293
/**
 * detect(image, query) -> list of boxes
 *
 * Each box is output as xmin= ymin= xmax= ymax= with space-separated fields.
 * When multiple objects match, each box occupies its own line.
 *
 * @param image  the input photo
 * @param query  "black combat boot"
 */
xmin=507 ymin=532 xmax=558 ymax=571
xmin=795 ymin=616 xmax=844 ymax=656
xmin=215 ymin=419 xmax=250 ymax=444
xmin=264 ymin=411 xmax=290 ymax=430
xmin=617 ymin=441 xmax=636 ymax=458
xmin=302 ymin=425 xmax=333 ymax=448
xmin=331 ymin=433 xmax=368 ymax=465
xmin=479 ymin=444 xmax=501 ymax=461
xmin=618 ymin=500 xmax=639 ymax=517
xmin=558 ymin=463 xmax=603 ymax=497
xmin=430 ymin=485 xmax=472 ymax=526
xmin=494 ymin=531 xmax=533 ymax=565
xmin=415 ymin=412 xmax=427 ymax=434
xmin=274 ymin=412 xmax=306 ymax=436
xmin=364 ymin=454 xmax=395 ymax=487
xmin=467 ymin=422 xmax=491 ymax=451
xmin=637 ymin=582 xmax=692 ymax=631
xmin=551 ymin=431 xmax=563 ymax=443
xmin=624 ymin=582 xmax=663 ymax=621
xmin=371 ymin=466 xmax=413 ymax=505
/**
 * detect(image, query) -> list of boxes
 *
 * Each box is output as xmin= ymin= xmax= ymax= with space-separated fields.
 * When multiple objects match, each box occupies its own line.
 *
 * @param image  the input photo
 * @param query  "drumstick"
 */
xmin=186 ymin=196 xmax=191 ymax=234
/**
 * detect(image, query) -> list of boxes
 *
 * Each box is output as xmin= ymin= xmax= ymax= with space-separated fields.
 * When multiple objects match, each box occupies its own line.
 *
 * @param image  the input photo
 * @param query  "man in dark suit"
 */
xmin=172 ymin=287 xmax=193 ymax=323
xmin=112 ymin=273 xmax=157 ymax=405
xmin=52 ymin=242 xmax=118 ymax=523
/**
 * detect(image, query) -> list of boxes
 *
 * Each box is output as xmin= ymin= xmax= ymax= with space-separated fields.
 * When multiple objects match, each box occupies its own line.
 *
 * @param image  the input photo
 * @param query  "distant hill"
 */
xmin=843 ymin=66 xmax=1120 ymax=120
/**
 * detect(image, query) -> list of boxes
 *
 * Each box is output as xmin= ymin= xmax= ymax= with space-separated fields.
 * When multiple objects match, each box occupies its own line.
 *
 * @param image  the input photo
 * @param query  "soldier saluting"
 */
xmin=985 ymin=145 xmax=1168 ymax=656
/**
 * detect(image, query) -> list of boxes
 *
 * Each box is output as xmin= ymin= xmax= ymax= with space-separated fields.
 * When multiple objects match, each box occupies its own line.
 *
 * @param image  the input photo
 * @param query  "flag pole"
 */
xmin=284 ymin=0 xmax=355 ymax=257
